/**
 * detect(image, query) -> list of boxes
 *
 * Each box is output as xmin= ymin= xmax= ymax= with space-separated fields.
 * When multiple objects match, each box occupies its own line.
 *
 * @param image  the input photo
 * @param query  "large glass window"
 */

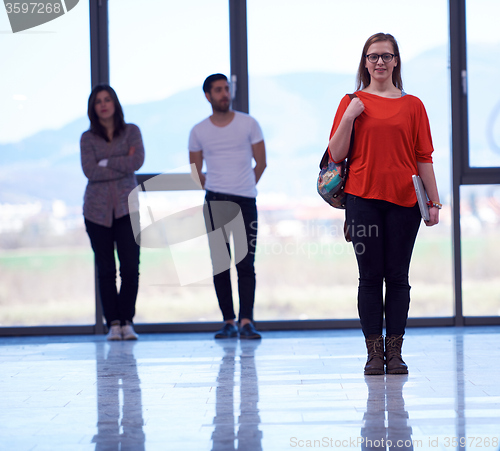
xmin=2 ymin=1 xmax=482 ymax=330
xmin=466 ymin=0 xmax=500 ymax=168
xmin=109 ymin=0 xmax=230 ymax=323
xmin=108 ymin=0 xmax=230 ymax=174
xmin=462 ymin=0 xmax=500 ymax=317
xmin=248 ymin=0 xmax=453 ymax=320
xmin=460 ymin=185 xmax=500 ymax=317
xmin=0 ymin=1 xmax=93 ymax=326
xmin=132 ymin=189 xmax=220 ymax=324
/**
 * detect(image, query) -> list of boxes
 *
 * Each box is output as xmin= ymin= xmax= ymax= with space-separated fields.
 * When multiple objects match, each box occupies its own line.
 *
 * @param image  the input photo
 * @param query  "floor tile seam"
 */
xmin=0 ymin=325 xmax=498 ymax=342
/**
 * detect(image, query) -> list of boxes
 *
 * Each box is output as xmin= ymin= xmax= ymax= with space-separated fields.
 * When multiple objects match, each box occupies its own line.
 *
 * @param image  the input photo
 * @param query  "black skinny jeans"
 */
xmin=204 ymin=190 xmax=258 ymax=322
xmin=345 ymin=194 xmax=421 ymax=338
xmin=85 ymin=214 xmax=140 ymax=328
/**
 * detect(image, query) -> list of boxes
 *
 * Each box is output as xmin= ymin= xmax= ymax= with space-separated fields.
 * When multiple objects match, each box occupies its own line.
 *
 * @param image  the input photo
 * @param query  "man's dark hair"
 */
xmin=203 ymin=73 xmax=228 ymax=94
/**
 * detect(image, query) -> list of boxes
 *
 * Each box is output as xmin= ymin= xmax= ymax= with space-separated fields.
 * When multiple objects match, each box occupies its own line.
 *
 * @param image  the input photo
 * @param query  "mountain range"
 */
xmin=1 ymin=44 xmax=498 ymax=207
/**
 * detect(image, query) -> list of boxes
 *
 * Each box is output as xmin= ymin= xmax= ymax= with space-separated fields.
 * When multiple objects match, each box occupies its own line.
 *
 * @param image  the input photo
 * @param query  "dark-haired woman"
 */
xmin=81 ymin=85 xmax=145 ymax=340
xmin=328 ymin=33 xmax=440 ymax=375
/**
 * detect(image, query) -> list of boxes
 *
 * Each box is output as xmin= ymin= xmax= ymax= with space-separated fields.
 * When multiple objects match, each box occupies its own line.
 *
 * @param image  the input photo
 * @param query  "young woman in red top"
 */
xmin=329 ymin=33 xmax=440 ymax=375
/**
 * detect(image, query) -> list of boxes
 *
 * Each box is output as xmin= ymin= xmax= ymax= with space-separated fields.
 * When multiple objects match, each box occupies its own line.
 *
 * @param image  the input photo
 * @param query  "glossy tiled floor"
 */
xmin=1 ymin=327 xmax=499 ymax=451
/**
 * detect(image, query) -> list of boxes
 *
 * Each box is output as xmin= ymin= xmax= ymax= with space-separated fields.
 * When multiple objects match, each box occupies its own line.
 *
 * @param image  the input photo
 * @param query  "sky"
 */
xmin=0 ymin=0 xmax=497 ymax=144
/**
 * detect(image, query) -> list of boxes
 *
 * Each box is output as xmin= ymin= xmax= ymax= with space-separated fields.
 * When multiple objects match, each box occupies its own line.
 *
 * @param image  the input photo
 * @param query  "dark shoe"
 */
xmin=214 ymin=323 xmax=238 ymax=339
xmin=239 ymin=323 xmax=261 ymax=340
xmin=364 ymin=335 xmax=385 ymax=375
xmin=385 ymin=335 xmax=408 ymax=374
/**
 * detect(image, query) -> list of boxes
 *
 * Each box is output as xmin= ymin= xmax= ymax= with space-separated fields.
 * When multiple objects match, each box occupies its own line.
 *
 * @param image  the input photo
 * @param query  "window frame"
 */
xmin=2 ymin=0 xmax=500 ymax=336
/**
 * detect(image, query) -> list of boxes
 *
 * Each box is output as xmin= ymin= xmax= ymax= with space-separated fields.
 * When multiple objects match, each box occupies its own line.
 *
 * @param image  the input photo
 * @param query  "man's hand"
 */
xmin=252 ymin=140 xmax=267 ymax=184
xmin=189 ymin=150 xmax=205 ymax=188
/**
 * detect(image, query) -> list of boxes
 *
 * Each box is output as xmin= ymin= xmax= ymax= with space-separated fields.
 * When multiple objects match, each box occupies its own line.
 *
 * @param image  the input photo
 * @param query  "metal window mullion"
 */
xmin=229 ymin=0 xmax=249 ymax=113
xmin=89 ymin=0 xmax=109 ymax=333
xmin=90 ymin=0 xmax=109 ymax=88
xmin=449 ymin=0 xmax=467 ymax=327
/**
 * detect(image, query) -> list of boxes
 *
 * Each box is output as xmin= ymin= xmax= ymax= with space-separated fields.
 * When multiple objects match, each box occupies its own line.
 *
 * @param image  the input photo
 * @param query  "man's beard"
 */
xmin=213 ymin=99 xmax=230 ymax=112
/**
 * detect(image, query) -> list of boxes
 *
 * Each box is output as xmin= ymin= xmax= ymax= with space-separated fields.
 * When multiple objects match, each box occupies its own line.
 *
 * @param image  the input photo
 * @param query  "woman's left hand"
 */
xmin=424 ymin=206 xmax=439 ymax=227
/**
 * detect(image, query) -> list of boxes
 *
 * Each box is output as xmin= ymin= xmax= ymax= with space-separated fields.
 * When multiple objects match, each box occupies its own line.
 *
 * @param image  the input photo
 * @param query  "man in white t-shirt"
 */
xmin=189 ymin=73 xmax=267 ymax=339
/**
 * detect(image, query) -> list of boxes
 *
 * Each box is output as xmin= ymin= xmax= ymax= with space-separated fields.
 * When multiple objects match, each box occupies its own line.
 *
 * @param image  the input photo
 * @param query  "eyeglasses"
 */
xmin=365 ymin=53 xmax=395 ymax=64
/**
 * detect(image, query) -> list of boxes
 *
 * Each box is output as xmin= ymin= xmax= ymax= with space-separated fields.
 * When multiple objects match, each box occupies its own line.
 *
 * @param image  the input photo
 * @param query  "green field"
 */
xmin=0 ymin=232 xmax=499 ymax=326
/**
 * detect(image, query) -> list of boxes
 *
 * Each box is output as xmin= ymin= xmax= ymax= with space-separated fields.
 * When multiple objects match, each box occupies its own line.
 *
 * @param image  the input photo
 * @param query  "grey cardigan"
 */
xmin=80 ymin=123 xmax=145 ymax=227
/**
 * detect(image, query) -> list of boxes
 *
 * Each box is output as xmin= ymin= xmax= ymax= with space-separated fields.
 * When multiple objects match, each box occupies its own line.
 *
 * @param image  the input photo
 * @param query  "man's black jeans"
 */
xmin=345 ymin=194 xmax=421 ymax=338
xmin=85 ymin=214 xmax=140 ymax=328
xmin=204 ymin=190 xmax=258 ymax=322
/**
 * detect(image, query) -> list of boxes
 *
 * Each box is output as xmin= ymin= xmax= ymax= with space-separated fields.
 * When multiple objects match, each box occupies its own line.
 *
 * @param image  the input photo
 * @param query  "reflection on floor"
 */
xmin=1 ymin=327 xmax=499 ymax=451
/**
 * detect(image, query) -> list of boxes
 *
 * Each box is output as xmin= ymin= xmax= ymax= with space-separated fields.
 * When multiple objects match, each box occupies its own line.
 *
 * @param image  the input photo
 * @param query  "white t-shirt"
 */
xmin=188 ymin=111 xmax=264 ymax=198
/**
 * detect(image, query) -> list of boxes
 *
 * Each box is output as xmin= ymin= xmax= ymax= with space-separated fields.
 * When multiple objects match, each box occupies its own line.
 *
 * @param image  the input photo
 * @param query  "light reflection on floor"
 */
xmin=1 ymin=327 xmax=499 ymax=450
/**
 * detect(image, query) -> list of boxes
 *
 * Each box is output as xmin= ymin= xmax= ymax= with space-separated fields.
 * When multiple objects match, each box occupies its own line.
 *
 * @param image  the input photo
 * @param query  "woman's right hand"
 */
xmin=344 ymin=98 xmax=365 ymax=121
xmin=328 ymin=96 xmax=365 ymax=162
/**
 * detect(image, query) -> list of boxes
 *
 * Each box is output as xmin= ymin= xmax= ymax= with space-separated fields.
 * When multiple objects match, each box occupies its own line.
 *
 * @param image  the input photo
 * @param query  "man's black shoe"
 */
xmin=214 ymin=323 xmax=238 ymax=339
xmin=239 ymin=323 xmax=262 ymax=340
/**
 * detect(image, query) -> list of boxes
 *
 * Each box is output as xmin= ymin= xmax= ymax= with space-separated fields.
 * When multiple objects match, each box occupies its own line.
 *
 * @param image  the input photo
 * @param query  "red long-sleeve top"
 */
xmin=329 ymin=91 xmax=434 ymax=207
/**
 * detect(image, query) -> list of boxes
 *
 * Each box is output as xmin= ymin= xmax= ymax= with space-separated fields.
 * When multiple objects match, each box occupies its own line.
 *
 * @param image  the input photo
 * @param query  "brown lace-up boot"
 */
xmin=385 ymin=335 xmax=408 ymax=374
xmin=364 ymin=335 xmax=385 ymax=375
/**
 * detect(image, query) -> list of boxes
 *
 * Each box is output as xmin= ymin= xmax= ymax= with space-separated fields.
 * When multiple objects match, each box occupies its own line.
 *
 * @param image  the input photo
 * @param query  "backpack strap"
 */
xmin=321 ymin=93 xmax=359 ymax=169
xmin=343 ymin=93 xmax=358 ymax=177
